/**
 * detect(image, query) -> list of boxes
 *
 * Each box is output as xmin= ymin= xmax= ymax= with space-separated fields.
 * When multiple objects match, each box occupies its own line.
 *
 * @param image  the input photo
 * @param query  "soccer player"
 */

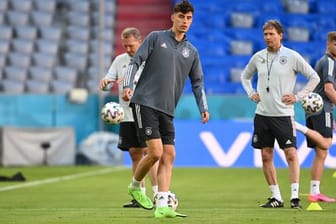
xmin=296 ymin=31 xmax=336 ymax=203
xmin=240 ymin=20 xmax=320 ymax=209
xmin=122 ymin=0 xmax=210 ymax=218
xmin=99 ymin=27 xmax=158 ymax=208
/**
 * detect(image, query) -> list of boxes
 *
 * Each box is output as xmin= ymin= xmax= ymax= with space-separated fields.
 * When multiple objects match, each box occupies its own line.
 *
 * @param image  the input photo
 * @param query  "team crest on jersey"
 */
xmin=145 ymin=127 xmax=153 ymax=136
xmin=182 ymin=47 xmax=190 ymax=58
xmin=279 ymin=56 xmax=287 ymax=64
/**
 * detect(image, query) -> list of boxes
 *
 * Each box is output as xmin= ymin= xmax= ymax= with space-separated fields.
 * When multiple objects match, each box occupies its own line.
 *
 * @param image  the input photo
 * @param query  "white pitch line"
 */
xmin=0 ymin=166 xmax=126 ymax=192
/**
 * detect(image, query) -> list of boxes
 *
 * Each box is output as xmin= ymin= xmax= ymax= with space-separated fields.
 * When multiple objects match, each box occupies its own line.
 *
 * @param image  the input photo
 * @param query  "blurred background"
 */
xmin=0 ymin=0 xmax=335 ymax=168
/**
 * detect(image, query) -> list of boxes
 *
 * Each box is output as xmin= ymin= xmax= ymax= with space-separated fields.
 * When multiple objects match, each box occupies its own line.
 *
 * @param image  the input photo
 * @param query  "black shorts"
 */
xmin=252 ymin=114 xmax=296 ymax=149
xmin=130 ymin=103 xmax=175 ymax=145
xmin=117 ymin=121 xmax=146 ymax=151
xmin=306 ymin=111 xmax=333 ymax=148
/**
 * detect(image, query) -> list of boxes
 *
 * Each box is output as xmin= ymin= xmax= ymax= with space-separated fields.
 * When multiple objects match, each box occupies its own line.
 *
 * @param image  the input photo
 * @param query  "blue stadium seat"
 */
xmin=2 ymin=79 xmax=25 ymax=94
xmin=0 ymin=40 xmax=10 ymax=54
xmin=316 ymin=0 xmax=336 ymax=13
xmin=26 ymin=79 xmax=50 ymax=94
xmin=34 ymin=0 xmax=56 ymax=13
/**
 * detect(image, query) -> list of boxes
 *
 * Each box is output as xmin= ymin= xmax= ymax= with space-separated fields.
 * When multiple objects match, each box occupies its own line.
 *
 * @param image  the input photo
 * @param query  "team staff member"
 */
xmin=99 ymin=27 xmax=158 ymax=208
xmin=122 ymin=0 xmax=210 ymax=218
xmin=241 ymin=20 xmax=320 ymax=209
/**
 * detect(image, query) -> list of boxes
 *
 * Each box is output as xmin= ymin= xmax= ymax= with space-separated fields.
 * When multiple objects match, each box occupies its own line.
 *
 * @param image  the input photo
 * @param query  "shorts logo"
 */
xmin=253 ymin=134 xmax=258 ymax=143
xmin=145 ymin=127 xmax=153 ymax=136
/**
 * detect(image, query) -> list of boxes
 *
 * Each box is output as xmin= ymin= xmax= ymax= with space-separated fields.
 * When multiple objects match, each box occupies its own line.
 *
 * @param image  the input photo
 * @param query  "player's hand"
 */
xmin=201 ymin=111 xmax=210 ymax=124
xmin=282 ymin=94 xmax=295 ymax=105
xmin=122 ymin=88 xmax=133 ymax=101
xmin=115 ymin=77 xmax=124 ymax=84
xmin=250 ymin=92 xmax=260 ymax=103
xmin=99 ymin=78 xmax=114 ymax=90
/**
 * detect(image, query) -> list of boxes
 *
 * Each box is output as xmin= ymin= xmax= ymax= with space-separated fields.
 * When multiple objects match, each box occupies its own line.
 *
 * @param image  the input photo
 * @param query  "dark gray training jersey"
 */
xmin=314 ymin=53 xmax=336 ymax=113
xmin=123 ymin=29 xmax=208 ymax=117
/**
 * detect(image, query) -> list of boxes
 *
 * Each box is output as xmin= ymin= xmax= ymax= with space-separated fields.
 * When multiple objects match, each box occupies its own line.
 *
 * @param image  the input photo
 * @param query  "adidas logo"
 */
xmin=285 ymin=139 xmax=292 ymax=145
xmin=161 ymin=43 xmax=167 ymax=48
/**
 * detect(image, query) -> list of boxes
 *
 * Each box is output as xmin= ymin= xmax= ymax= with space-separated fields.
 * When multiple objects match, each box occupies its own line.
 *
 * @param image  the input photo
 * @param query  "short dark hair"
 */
xmin=173 ymin=0 xmax=194 ymax=14
xmin=327 ymin=31 xmax=336 ymax=42
xmin=262 ymin=20 xmax=284 ymax=35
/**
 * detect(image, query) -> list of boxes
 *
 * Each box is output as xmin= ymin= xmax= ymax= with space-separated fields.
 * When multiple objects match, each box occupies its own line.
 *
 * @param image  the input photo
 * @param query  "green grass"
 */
xmin=0 ymin=166 xmax=335 ymax=224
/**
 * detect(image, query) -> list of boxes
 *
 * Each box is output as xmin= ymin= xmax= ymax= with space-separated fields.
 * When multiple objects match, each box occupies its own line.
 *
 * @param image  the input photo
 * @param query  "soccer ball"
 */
xmin=168 ymin=192 xmax=179 ymax=211
xmin=153 ymin=191 xmax=179 ymax=211
xmin=101 ymin=102 xmax=124 ymax=124
xmin=301 ymin=92 xmax=323 ymax=115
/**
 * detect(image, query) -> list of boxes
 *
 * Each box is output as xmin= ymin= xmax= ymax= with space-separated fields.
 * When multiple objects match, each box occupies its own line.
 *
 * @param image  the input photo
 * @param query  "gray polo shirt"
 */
xmin=314 ymin=53 xmax=336 ymax=113
xmin=123 ymin=29 xmax=208 ymax=117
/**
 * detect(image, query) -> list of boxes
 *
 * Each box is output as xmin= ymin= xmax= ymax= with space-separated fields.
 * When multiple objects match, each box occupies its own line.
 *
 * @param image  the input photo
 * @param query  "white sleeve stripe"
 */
xmin=328 ymin=57 xmax=334 ymax=77
xmin=123 ymin=64 xmax=134 ymax=87
xmin=134 ymin=103 xmax=142 ymax=128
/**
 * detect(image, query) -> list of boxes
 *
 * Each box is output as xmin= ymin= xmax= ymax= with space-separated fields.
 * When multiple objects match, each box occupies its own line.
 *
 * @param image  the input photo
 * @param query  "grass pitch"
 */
xmin=0 ymin=166 xmax=335 ymax=224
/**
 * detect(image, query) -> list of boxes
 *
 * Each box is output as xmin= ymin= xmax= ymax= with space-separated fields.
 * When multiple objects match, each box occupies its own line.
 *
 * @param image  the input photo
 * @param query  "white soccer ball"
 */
xmin=168 ymin=192 xmax=179 ymax=211
xmin=153 ymin=191 xmax=179 ymax=211
xmin=301 ymin=92 xmax=323 ymax=115
xmin=101 ymin=102 xmax=124 ymax=124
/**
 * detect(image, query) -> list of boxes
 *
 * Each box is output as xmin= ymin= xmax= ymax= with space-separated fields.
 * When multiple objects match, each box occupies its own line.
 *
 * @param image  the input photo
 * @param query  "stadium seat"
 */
xmin=31 ymin=11 xmax=54 ymax=27
xmin=50 ymin=79 xmax=74 ymax=94
xmin=6 ymin=11 xmax=30 ymax=26
xmin=68 ymin=0 xmax=91 ymax=13
xmin=32 ymin=52 xmax=57 ymax=69
xmin=11 ymin=38 xmax=35 ymax=54
xmin=283 ymin=0 xmax=309 ymax=14
xmin=230 ymin=12 xmax=254 ymax=28
xmin=316 ymin=0 xmax=336 ymax=13
xmin=65 ymin=39 xmax=89 ymax=54
xmin=26 ymin=79 xmax=50 ymax=94
xmin=230 ymin=67 xmax=244 ymax=83
xmin=15 ymin=26 xmax=38 ymax=41
xmin=103 ymin=0 xmax=116 ymax=13
xmin=0 ymin=25 xmax=13 ymax=40
xmin=66 ymin=25 xmax=90 ymax=41
xmin=90 ymin=40 xmax=114 ymax=56
xmin=86 ymin=79 xmax=99 ymax=93
xmin=39 ymin=26 xmax=62 ymax=42
xmin=87 ymin=66 xmax=100 ymax=81
xmin=35 ymin=39 xmax=59 ymax=55
xmin=64 ymin=52 xmax=88 ymax=73
xmin=0 ymin=54 xmax=6 ymax=68
xmin=67 ymin=11 xmax=90 ymax=27
xmin=8 ymin=52 xmax=31 ymax=68
xmin=10 ymin=0 xmax=33 ymax=12
xmin=34 ymin=0 xmax=56 ymax=13
xmin=4 ymin=66 xmax=28 ymax=81
xmin=29 ymin=66 xmax=53 ymax=82
xmin=0 ymin=0 xmax=8 ymax=12
xmin=103 ymin=15 xmax=115 ymax=28
xmin=54 ymin=66 xmax=78 ymax=84
xmin=0 ymin=40 xmax=10 ymax=54
xmin=230 ymin=40 xmax=253 ymax=55
xmin=2 ymin=79 xmax=25 ymax=94
xmin=0 ymin=12 xmax=4 ymax=24
xmin=88 ymin=53 xmax=112 ymax=71
xmin=287 ymin=27 xmax=310 ymax=42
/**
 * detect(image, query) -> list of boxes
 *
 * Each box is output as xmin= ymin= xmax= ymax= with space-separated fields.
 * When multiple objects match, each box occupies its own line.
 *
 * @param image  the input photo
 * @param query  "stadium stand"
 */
xmin=0 ymin=0 xmax=335 ymax=95
xmin=0 ymin=0 xmax=117 ymax=94
xmin=180 ymin=0 xmax=336 ymax=94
